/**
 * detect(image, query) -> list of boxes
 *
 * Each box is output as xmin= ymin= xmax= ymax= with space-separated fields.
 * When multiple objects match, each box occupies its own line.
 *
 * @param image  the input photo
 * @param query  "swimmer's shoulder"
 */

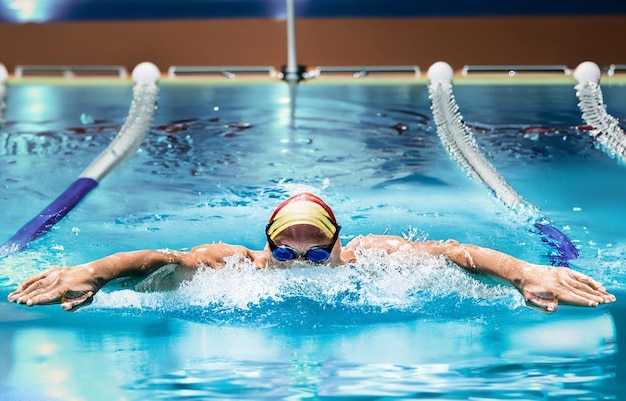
xmin=343 ymin=234 xmax=412 ymax=251
xmin=341 ymin=234 xmax=411 ymax=263
xmin=182 ymin=243 xmax=268 ymax=268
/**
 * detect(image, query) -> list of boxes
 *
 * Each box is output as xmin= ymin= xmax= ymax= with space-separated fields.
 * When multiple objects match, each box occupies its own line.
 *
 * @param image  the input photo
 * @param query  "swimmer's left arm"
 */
xmin=427 ymin=240 xmax=615 ymax=311
xmin=343 ymin=234 xmax=615 ymax=312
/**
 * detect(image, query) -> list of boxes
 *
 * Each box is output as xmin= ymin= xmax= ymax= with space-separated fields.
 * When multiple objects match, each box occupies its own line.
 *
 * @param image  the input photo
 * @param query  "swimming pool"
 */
xmin=1 ymin=75 xmax=625 ymax=400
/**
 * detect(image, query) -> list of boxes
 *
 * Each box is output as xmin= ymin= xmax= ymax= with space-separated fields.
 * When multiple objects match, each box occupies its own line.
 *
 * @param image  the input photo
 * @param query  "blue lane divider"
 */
xmin=1 ymin=178 xmax=98 ymax=256
xmin=1 ymin=62 xmax=161 ymax=258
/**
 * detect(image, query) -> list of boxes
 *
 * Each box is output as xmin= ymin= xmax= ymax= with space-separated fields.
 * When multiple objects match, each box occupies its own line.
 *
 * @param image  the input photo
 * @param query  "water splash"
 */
xmin=94 ymin=248 xmax=523 ymax=325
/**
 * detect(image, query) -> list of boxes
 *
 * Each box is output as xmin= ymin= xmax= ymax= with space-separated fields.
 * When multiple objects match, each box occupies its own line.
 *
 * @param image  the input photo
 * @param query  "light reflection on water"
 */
xmin=0 ymin=290 xmax=618 ymax=401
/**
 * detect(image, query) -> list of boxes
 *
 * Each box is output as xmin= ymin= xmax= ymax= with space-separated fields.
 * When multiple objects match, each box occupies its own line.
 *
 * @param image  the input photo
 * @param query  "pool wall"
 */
xmin=1 ymin=15 xmax=625 ymax=74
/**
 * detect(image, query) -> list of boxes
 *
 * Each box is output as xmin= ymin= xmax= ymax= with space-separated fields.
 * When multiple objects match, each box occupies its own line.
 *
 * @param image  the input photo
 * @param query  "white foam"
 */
xmin=94 ymin=248 xmax=522 ymax=313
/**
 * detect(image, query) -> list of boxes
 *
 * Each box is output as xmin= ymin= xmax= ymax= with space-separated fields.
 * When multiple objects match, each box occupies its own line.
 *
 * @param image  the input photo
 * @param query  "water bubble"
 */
xmin=80 ymin=113 xmax=95 ymax=124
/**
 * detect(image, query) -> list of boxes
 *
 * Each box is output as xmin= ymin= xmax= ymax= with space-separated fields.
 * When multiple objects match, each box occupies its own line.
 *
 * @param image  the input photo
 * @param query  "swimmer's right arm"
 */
xmin=7 ymin=243 xmax=261 ymax=311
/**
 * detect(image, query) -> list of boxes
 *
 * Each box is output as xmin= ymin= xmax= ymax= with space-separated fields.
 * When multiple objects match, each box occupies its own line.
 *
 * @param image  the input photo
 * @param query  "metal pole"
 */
xmin=284 ymin=0 xmax=299 ymax=82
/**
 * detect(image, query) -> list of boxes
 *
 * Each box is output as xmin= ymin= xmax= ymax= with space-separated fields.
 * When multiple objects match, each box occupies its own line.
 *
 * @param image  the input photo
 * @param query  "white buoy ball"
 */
xmin=132 ymin=62 xmax=160 ymax=83
xmin=573 ymin=61 xmax=601 ymax=84
xmin=427 ymin=61 xmax=454 ymax=82
xmin=0 ymin=63 xmax=8 ymax=83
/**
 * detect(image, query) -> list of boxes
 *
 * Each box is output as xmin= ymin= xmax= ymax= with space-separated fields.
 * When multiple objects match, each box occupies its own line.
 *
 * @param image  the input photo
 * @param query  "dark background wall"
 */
xmin=0 ymin=1 xmax=624 ymax=73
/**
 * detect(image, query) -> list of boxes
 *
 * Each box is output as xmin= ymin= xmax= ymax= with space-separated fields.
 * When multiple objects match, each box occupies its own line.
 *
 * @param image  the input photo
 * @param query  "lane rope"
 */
xmin=427 ymin=61 xmax=579 ymax=266
xmin=574 ymin=61 xmax=626 ymax=164
xmin=1 ymin=62 xmax=160 ymax=257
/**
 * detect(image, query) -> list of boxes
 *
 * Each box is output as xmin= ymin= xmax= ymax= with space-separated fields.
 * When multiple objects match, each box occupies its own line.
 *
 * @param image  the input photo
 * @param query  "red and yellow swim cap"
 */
xmin=266 ymin=193 xmax=338 ymax=240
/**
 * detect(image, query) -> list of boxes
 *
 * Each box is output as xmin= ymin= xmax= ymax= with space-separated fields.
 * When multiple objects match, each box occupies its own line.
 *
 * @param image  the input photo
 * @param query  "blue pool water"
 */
xmin=1 ymin=79 xmax=625 ymax=400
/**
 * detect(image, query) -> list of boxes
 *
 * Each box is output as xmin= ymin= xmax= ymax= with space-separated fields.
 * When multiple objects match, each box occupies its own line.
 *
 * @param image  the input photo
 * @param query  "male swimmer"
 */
xmin=8 ymin=193 xmax=615 ymax=312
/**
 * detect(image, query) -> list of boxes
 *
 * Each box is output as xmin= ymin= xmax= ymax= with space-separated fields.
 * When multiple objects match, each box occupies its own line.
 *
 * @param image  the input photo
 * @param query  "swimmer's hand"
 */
xmin=7 ymin=266 xmax=99 ymax=312
xmin=516 ymin=264 xmax=615 ymax=313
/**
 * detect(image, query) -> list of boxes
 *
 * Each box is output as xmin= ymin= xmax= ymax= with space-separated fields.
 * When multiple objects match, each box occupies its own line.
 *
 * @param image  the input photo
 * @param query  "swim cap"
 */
xmin=266 ymin=193 xmax=338 ymax=240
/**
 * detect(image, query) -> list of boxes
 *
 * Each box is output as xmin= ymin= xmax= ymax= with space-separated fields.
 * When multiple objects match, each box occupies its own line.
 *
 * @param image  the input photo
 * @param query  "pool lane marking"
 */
xmin=427 ymin=61 xmax=579 ymax=267
xmin=0 ymin=62 xmax=160 ymax=258
xmin=574 ymin=61 xmax=626 ymax=165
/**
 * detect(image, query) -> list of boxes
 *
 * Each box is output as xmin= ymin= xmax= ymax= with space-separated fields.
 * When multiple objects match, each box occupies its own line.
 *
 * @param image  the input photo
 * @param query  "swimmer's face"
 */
xmin=267 ymin=224 xmax=342 ymax=266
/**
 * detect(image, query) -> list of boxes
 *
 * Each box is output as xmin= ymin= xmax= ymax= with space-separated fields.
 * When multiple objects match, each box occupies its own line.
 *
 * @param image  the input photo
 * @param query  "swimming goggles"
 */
xmin=266 ymin=226 xmax=341 ymax=263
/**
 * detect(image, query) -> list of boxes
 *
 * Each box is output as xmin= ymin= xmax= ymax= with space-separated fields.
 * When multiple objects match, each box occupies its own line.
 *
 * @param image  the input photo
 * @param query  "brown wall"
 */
xmin=1 ymin=15 xmax=624 ymax=74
